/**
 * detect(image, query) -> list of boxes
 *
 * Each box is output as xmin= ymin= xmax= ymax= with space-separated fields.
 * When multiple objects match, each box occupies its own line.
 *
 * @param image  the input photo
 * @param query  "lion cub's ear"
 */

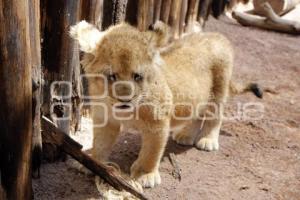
xmin=148 ymin=21 xmax=171 ymax=48
xmin=70 ymin=20 xmax=103 ymax=55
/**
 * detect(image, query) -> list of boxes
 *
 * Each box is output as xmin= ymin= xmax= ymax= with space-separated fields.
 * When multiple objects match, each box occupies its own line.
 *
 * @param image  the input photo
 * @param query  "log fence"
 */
xmin=0 ymin=0 xmax=225 ymax=199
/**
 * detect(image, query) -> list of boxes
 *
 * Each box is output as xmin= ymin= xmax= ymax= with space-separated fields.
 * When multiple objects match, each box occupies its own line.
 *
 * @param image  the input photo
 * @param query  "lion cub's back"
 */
xmin=163 ymin=32 xmax=233 ymax=70
xmin=161 ymin=32 xmax=233 ymax=104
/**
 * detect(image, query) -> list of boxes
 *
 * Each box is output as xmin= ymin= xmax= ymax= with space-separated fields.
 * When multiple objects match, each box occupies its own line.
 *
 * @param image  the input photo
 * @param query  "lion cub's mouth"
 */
xmin=114 ymin=103 xmax=133 ymax=110
xmin=116 ymin=104 xmax=131 ymax=109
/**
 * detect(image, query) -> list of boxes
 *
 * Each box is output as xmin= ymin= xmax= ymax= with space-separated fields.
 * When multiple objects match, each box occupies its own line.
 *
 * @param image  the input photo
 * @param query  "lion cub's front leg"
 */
xmin=92 ymin=120 xmax=120 ymax=162
xmin=130 ymin=120 xmax=169 ymax=188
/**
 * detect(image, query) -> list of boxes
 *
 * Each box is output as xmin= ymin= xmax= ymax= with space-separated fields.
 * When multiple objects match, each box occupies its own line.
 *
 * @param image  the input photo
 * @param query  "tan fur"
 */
xmin=71 ymin=21 xmax=234 ymax=188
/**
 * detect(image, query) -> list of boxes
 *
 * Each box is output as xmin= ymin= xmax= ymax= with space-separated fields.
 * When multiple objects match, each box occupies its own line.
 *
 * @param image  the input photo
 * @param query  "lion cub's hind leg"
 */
xmin=196 ymin=65 xmax=231 ymax=151
xmin=195 ymin=105 xmax=223 ymax=151
xmin=172 ymin=120 xmax=203 ymax=146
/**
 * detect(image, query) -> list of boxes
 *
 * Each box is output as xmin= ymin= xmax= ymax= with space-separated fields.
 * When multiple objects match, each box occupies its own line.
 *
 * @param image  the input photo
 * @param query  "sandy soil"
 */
xmin=33 ymin=16 xmax=300 ymax=200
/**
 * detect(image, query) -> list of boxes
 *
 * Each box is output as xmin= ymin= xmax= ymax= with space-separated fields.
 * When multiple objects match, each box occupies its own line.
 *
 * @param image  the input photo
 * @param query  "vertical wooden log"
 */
xmin=198 ymin=0 xmax=212 ymax=27
xmin=138 ymin=0 xmax=146 ymax=31
xmin=114 ymin=0 xmax=129 ymax=24
xmin=179 ymin=0 xmax=188 ymax=36
xmin=0 ymin=185 xmax=6 ymax=200
xmin=148 ymin=0 xmax=155 ymax=26
xmin=103 ymin=0 xmax=129 ymax=30
xmin=185 ymin=0 xmax=199 ymax=32
xmin=71 ymin=61 xmax=82 ymax=133
xmin=40 ymin=0 xmax=81 ymax=161
xmin=81 ymin=0 xmax=104 ymax=30
xmin=138 ymin=0 xmax=149 ymax=31
xmin=80 ymin=0 xmax=91 ymax=21
xmin=0 ymin=0 xmax=33 ymax=199
xmin=193 ymin=0 xmax=200 ymax=20
xmin=90 ymin=0 xmax=104 ymax=29
xmin=126 ymin=0 xmax=139 ymax=25
xmin=29 ymin=0 xmax=42 ymax=178
xmin=154 ymin=0 xmax=162 ymax=23
xmin=169 ymin=0 xmax=182 ymax=38
xmin=160 ymin=0 xmax=172 ymax=23
xmin=102 ymin=0 xmax=114 ymax=29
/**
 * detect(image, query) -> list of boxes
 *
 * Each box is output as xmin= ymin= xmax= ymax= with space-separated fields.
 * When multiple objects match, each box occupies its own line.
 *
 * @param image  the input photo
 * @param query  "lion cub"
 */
xmin=71 ymin=21 xmax=237 ymax=188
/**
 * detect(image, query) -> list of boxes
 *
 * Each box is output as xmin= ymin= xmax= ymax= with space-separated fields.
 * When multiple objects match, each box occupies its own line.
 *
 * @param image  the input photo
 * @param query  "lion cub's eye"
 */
xmin=133 ymin=73 xmax=143 ymax=82
xmin=107 ymin=74 xmax=117 ymax=82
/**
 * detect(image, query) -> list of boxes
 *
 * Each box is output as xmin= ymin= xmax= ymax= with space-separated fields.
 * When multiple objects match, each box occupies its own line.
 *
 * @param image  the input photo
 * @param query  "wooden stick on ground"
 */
xmin=232 ymin=2 xmax=300 ymax=34
xmin=41 ymin=116 xmax=148 ymax=200
xmin=168 ymin=153 xmax=181 ymax=181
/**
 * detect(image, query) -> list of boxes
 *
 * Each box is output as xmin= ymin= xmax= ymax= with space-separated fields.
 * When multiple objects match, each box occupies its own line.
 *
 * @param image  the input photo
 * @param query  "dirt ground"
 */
xmin=33 ymin=16 xmax=300 ymax=200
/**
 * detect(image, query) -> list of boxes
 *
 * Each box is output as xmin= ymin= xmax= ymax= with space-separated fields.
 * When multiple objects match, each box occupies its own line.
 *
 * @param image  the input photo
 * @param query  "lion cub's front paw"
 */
xmin=172 ymin=132 xmax=195 ymax=146
xmin=130 ymin=162 xmax=161 ymax=188
xmin=134 ymin=170 xmax=161 ymax=188
xmin=196 ymin=137 xmax=219 ymax=151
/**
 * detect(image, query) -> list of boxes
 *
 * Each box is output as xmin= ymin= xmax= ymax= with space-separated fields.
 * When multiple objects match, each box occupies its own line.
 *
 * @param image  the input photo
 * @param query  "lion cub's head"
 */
xmin=70 ymin=21 xmax=170 ymax=109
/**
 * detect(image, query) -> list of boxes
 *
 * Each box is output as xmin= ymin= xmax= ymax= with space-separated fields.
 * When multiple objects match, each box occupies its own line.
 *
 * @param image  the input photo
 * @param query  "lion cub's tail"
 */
xmin=229 ymin=81 xmax=263 ymax=98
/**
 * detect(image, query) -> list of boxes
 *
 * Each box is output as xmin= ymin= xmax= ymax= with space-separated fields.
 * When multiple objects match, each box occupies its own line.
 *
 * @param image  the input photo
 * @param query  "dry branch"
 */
xmin=41 ymin=116 xmax=148 ymax=200
xmin=233 ymin=2 xmax=300 ymax=34
xmin=253 ymin=0 xmax=300 ymax=16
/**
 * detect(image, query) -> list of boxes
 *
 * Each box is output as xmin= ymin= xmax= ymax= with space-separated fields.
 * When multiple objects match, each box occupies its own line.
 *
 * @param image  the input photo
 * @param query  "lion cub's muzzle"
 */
xmin=115 ymin=98 xmax=132 ymax=109
xmin=113 ymin=81 xmax=135 ymax=109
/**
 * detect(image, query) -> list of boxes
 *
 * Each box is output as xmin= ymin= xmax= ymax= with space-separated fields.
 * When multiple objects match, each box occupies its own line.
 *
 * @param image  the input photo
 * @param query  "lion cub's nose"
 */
xmin=113 ymin=82 xmax=134 ymax=102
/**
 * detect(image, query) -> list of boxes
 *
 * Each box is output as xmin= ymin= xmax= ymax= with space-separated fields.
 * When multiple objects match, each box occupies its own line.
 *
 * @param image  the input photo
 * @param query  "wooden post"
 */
xmin=40 ymin=0 xmax=81 ymax=161
xmin=160 ymin=0 xmax=172 ymax=23
xmin=125 ymin=0 xmax=139 ymax=25
xmin=90 ymin=0 xmax=104 ymax=29
xmin=179 ymin=0 xmax=188 ymax=36
xmin=0 ymin=185 xmax=6 ymax=200
xmin=193 ymin=0 xmax=200 ymax=22
xmin=103 ymin=0 xmax=129 ymax=30
xmin=114 ymin=0 xmax=129 ymax=24
xmin=169 ymin=0 xmax=182 ymax=38
xmin=198 ymin=0 xmax=212 ymax=27
xmin=29 ymin=0 xmax=43 ymax=178
xmin=186 ymin=0 xmax=200 ymax=32
xmin=154 ymin=0 xmax=163 ymax=22
xmin=148 ymin=0 xmax=155 ymax=26
xmin=138 ymin=0 xmax=154 ymax=31
xmin=0 ymin=0 xmax=33 ymax=199
xmin=81 ymin=0 xmax=104 ymax=30
xmin=102 ymin=0 xmax=115 ymax=29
